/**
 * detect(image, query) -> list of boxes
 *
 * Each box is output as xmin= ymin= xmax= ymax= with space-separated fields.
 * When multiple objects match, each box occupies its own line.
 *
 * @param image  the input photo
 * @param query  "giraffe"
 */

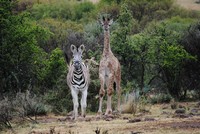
xmin=98 ymin=16 xmax=121 ymax=115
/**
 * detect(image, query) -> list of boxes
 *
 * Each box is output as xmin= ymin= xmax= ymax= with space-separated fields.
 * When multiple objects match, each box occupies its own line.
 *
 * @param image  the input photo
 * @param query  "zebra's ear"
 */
xmin=78 ymin=44 xmax=85 ymax=53
xmin=71 ymin=44 xmax=77 ymax=53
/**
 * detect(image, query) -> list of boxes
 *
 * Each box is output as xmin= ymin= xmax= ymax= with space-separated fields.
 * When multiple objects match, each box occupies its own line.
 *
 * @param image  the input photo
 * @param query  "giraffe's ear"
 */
xmin=70 ymin=44 xmax=77 ymax=53
xmin=102 ymin=16 xmax=105 ymax=21
xmin=109 ymin=19 xmax=113 ymax=25
xmin=98 ymin=17 xmax=104 ymax=26
xmin=78 ymin=44 xmax=85 ymax=53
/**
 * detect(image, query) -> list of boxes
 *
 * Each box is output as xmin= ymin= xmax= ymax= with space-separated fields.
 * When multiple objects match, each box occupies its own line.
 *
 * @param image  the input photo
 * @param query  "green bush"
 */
xmin=43 ymin=72 xmax=71 ymax=114
xmin=31 ymin=1 xmax=74 ymax=20
xmin=0 ymin=0 xmax=50 ymax=94
xmin=37 ymin=18 xmax=83 ymax=52
xmin=73 ymin=2 xmax=95 ymax=21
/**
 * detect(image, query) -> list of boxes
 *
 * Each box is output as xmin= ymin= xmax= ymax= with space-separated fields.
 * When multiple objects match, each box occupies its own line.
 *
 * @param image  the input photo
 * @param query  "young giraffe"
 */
xmin=98 ymin=16 xmax=121 ymax=115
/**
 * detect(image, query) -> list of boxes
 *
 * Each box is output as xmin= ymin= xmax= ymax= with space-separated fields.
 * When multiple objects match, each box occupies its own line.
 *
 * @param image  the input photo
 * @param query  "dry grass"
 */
xmin=176 ymin=0 xmax=200 ymax=11
xmin=1 ymin=102 xmax=200 ymax=134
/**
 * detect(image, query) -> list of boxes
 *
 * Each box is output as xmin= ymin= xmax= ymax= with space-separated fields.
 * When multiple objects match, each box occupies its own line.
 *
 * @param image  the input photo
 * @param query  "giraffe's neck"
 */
xmin=103 ymin=30 xmax=111 ymax=55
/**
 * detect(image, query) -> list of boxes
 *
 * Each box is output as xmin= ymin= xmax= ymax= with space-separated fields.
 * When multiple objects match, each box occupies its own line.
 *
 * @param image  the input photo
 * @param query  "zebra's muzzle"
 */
xmin=74 ymin=61 xmax=81 ymax=70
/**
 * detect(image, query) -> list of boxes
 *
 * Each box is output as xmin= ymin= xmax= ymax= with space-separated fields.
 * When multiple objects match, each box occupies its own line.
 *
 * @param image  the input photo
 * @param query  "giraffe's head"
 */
xmin=99 ymin=16 xmax=113 ymax=32
xmin=71 ymin=44 xmax=85 ymax=71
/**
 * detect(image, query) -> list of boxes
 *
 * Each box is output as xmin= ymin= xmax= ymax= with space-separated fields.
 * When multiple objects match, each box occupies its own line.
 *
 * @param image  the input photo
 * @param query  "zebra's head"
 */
xmin=71 ymin=44 xmax=85 ymax=71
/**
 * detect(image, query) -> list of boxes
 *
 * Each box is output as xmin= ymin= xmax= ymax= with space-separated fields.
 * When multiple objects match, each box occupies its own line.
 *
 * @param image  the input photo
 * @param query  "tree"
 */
xmin=0 ymin=0 xmax=50 ymax=95
xmin=147 ymin=20 xmax=196 ymax=100
xmin=129 ymin=33 xmax=157 ymax=94
xmin=181 ymin=22 xmax=200 ymax=98
xmin=111 ymin=3 xmax=138 ymax=87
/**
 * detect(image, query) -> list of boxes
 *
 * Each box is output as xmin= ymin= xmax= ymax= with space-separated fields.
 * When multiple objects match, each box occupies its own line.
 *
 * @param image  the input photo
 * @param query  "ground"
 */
xmin=2 ymin=102 xmax=200 ymax=134
xmin=176 ymin=0 xmax=200 ymax=11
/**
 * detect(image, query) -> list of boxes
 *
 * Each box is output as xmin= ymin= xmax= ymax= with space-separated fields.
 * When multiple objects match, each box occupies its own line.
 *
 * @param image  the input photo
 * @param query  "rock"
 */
xmin=162 ymin=106 xmax=168 ymax=109
xmin=190 ymin=108 xmax=199 ymax=114
xmin=196 ymin=102 xmax=200 ymax=107
xmin=178 ymin=104 xmax=186 ymax=109
xmin=105 ymin=118 xmax=113 ymax=121
xmin=130 ymin=131 xmax=143 ymax=134
xmin=144 ymin=117 xmax=156 ymax=121
xmin=123 ymin=117 xmax=129 ymax=120
xmin=128 ymin=118 xmax=141 ymax=123
xmin=161 ymin=111 xmax=171 ymax=115
xmin=171 ymin=103 xmax=177 ymax=109
xmin=85 ymin=117 xmax=92 ymax=122
xmin=173 ymin=114 xmax=190 ymax=118
xmin=113 ymin=110 xmax=120 ymax=115
xmin=102 ymin=114 xmax=115 ymax=120
xmin=175 ymin=108 xmax=186 ymax=114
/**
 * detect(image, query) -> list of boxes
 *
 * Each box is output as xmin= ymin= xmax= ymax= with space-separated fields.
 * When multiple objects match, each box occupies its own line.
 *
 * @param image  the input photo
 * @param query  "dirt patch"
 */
xmin=176 ymin=0 xmax=200 ymax=11
xmin=3 ymin=102 xmax=200 ymax=134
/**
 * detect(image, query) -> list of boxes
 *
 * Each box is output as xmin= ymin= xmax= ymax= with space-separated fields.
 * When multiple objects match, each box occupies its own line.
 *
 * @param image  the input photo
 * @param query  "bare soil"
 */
xmin=2 ymin=102 xmax=200 ymax=134
xmin=176 ymin=0 xmax=200 ymax=11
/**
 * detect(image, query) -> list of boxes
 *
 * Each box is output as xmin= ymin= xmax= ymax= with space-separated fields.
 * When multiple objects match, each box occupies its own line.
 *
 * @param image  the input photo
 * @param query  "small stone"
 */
xmin=162 ymin=105 xmax=168 ymax=109
xmin=196 ymin=102 xmax=200 ymax=107
xmin=190 ymin=108 xmax=199 ymax=114
xmin=144 ymin=117 xmax=156 ymax=121
xmin=85 ymin=117 xmax=92 ymax=122
xmin=128 ymin=118 xmax=141 ymax=123
xmin=105 ymin=118 xmax=113 ymax=121
xmin=175 ymin=108 xmax=186 ymax=114
xmin=123 ymin=117 xmax=129 ymax=120
xmin=171 ymin=103 xmax=177 ymax=109
xmin=173 ymin=114 xmax=189 ymax=118
xmin=178 ymin=104 xmax=186 ymax=109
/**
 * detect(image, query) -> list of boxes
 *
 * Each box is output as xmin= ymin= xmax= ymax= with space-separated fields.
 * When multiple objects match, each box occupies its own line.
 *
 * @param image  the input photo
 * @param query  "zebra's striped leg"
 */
xmin=71 ymin=89 xmax=79 ymax=120
xmin=81 ymin=89 xmax=87 ymax=117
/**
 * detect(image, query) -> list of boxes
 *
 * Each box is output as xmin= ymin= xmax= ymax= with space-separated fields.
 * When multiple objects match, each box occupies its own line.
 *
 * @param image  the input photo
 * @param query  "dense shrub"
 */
xmin=0 ymin=98 xmax=13 ymax=130
xmin=13 ymin=91 xmax=48 ymax=118
xmin=31 ymin=0 xmax=74 ymax=20
xmin=43 ymin=72 xmax=71 ymax=114
xmin=0 ymin=0 xmax=50 ymax=94
xmin=73 ymin=2 xmax=95 ymax=21
xmin=0 ymin=91 xmax=48 ymax=130
xmin=149 ymin=94 xmax=172 ymax=104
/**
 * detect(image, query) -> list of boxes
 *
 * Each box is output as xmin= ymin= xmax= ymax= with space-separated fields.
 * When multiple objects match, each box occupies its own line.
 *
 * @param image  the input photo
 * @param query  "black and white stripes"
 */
xmin=71 ymin=62 xmax=88 ymax=89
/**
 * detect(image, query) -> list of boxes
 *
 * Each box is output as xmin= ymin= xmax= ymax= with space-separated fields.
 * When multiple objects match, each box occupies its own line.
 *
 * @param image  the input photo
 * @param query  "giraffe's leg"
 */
xmin=114 ymin=63 xmax=121 ymax=113
xmin=115 ymin=75 xmax=121 ymax=113
xmin=105 ymin=73 xmax=114 ymax=115
xmin=81 ymin=89 xmax=87 ymax=118
xmin=98 ymin=74 xmax=105 ymax=114
xmin=71 ymin=89 xmax=79 ymax=120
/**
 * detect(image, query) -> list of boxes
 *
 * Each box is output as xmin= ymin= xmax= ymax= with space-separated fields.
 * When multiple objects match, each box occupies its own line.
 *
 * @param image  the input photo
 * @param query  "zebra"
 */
xmin=67 ymin=44 xmax=90 ymax=120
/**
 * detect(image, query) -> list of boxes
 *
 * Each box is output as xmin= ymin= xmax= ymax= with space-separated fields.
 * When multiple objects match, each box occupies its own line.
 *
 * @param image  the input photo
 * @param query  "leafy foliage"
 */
xmin=111 ymin=3 xmax=137 ymax=85
xmin=146 ymin=19 xmax=196 ymax=99
xmin=0 ymin=0 xmax=50 ymax=94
